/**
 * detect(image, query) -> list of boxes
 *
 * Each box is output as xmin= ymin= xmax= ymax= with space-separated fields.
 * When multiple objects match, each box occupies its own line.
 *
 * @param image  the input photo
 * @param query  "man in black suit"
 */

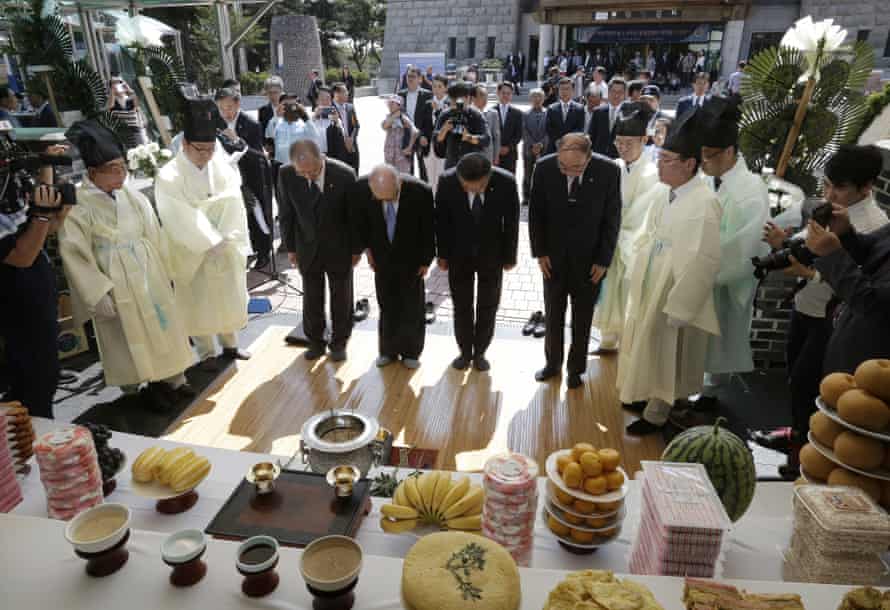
xmin=436 ymin=153 xmax=519 ymax=371
xmin=306 ymin=69 xmax=323 ymax=109
xmin=529 ymin=133 xmax=621 ymax=388
xmin=587 ymin=77 xmax=626 ymax=159
xmin=216 ymin=88 xmax=273 ymax=269
xmin=544 ymin=78 xmax=585 ymax=154
xmin=258 ymin=75 xmax=284 ymax=136
xmin=433 ymin=81 xmax=490 ymax=170
xmin=399 ymin=67 xmax=433 ymax=179
xmin=278 ymin=138 xmax=362 ymax=361
xmin=354 ymin=165 xmax=435 ymax=369
xmin=493 ymin=81 xmax=523 ymax=174
xmin=312 ymin=87 xmax=349 ymax=166
xmin=28 ymin=91 xmax=57 ymax=127
xmin=676 ymin=72 xmax=711 ymax=117
xmin=332 ymin=82 xmax=360 ymax=173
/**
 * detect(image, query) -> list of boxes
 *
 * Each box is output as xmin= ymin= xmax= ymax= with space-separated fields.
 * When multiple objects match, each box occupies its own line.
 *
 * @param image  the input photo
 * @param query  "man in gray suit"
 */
xmin=472 ymin=84 xmax=499 ymax=165
xmin=522 ymin=88 xmax=548 ymax=205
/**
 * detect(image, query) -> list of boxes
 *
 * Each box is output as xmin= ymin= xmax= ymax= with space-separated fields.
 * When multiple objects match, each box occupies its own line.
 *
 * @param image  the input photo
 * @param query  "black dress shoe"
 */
xmin=197 ymin=357 xmax=221 ymax=373
xmin=689 ymin=395 xmax=719 ymax=412
xmin=533 ymin=316 xmax=547 ymax=339
xmin=626 ymin=419 xmax=663 ymax=436
xmin=622 ymin=401 xmax=646 ymax=415
xmin=749 ymin=427 xmax=796 ymax=454
xmin=175 ymin=383 xmax=197 ymax=399
xmin=353 ymin=299 xmax=370 ymax=322
xmin=254 ymin=255 xmax=271 ymax=270
xmin=535 ymin=367 xmax=560 ymax=382
xmin=452 ymin=355 xmax=471 ymax=371
xmin=473 ymin=356 xmax=491 ymax=372
xmin=425 ymin=302 xmax=436 ymax=325
xmin=144 ymin=383 xmax=175 ymax=413
xmin=523 ymin=311 xmax=542 ymax=336
xmin=567 ymin=373 xmax=583 ymax=389
xmin=222 ymin=347 xmax=251 ymax=360
xmin=304 ymin=346 xmax=326 ymax=361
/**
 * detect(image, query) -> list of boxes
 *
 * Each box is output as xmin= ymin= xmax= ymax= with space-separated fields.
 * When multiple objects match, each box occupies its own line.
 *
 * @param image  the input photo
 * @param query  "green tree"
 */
xmin=335 ymin=0 xmax=385 ymax=72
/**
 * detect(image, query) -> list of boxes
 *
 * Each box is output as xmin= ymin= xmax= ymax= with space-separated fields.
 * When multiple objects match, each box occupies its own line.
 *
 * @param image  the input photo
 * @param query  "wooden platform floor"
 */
xmin=165 ymin=325 xmax=664 ymax=473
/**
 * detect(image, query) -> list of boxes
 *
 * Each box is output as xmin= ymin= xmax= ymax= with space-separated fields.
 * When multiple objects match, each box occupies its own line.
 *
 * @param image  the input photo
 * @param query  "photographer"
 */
xmin=433 ymin=81 xmax=490 ymax=170
xmin=751 ymin=145 xmax=888 ymax=472
xmin=311 ymin=87 xmax=348 ymax=164
xmin=0 ymin=147 xmax=71 ymax=418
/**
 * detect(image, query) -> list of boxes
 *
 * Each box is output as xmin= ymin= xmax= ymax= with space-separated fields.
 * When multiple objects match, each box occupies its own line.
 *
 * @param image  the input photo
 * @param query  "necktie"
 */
xmin=669 ymin=190 xmax=677 ymax=203
xmin=562 ymin=104 xmax=568 ymax=121
xmin=714 ymin=177 xmax=722 ymax=192
xmin=501 ymin=105 xmax=507 ymax=126
xmin=385 ymin=202 xmax=397 ymax=242
xmin=471 ymin=194 xmax=483 ymax=224
xmin=569 ymin=177 xmax=580 ymax=203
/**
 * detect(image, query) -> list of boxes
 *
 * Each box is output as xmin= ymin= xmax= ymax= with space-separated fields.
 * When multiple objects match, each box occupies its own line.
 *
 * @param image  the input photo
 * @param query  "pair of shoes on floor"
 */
xmin=589 ymin=337 xmax=619 ymax=355
xmin=221 ymin=347 xmax=251 ymax=361
xmin=626 ymin=418 xmax=664 ymax=436
xmin=353 ymin=299 xmax=370 ymax=322
xmin=534 ymin=368 xmax=582 ymax=388
xmin=425 ymin=302 xmax=436 ymax=325
xmin=378 ymin=355 xmax=422 ymax=369
xmin=305 ymin=346 xmax=347 ymax=362
xmin=143 ymin=381 xmax=195 ymax=413
xmin=452 ymin=354 xmax=490 ymax=372
xmin=523 ymin=311 xmax=546 ymax=338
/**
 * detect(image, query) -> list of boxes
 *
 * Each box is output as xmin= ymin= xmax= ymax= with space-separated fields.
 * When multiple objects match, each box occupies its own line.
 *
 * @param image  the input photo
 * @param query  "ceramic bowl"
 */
xmin=236 ymin=535 xmax=280 ymax=574
xmin=162 ymin=529 xmax=207 ymax=565
xmin=64 ymin=503 xmax=131 ymax=555
xmin=300 ymin=535 xmax=363 ymax=593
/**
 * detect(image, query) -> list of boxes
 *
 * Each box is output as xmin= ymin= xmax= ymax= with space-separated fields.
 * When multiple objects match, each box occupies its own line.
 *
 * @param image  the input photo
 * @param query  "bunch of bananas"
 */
xmin=131 ymin=446 xmax=212 ymax=494
xmin=380 ymin=471 xmax=484 ymax=534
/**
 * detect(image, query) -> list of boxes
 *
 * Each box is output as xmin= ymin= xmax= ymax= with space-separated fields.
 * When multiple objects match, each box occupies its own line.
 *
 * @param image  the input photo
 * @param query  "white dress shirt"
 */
xmin=466 ymin=191 xmax=485 ymax=211
xmin=405 ymin=90 xmax=419 ymax=122
xmin=499 ymin=104 xmax=509 ymax=126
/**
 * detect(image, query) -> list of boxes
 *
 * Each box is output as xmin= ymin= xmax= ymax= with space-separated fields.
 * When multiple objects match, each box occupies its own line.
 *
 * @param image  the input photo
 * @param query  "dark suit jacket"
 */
xmin=587 ymin=106 xmax=619 ymax=159
xmin=227 ymin=113 xmax=268 ymax=206
xmin=492 ymin=104 xmax=523 ymax=163
xmin=399 ymin=88 xmax=433 ymax=148
xmin=435 ymin=167 xmax=520 ymax=268
xmin=817 ymin=224 xmax=890 ymax=374
xmin=320 ymin=121 xmax=350 ymax=167
xmin=277 ymin=158 xmax=360 ymax=274
xmin=545 ymin=100 xmax=585 ymax=153
xmin=528 ymin=153 xmax=621 ymax=271
xmin=307 ymin=78 xmax=323 ymax=108
xmin=334 ymin=102 xmax=360 ymax=167
xmin=417 ymin=98 xmax=447 ymax=154
xmin=432 ymin=106 xmax=490 ymax=169
xmin=259 ymin=102 xmax=276 ymax=136
xmin=675 ymin=94 xmax=711 ymax=118
xmin=353 ymin=175 xmax=435 ymax=274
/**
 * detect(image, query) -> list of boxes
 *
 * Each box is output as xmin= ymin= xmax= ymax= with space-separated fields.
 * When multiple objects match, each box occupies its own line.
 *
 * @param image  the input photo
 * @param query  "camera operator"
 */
xmin=433 ymin=81 xmax=490 ymax=170
xmin=750 ymin=145 xmax=888 ymax=474
xmin=0 ymin=146 xmax=72 ymax=418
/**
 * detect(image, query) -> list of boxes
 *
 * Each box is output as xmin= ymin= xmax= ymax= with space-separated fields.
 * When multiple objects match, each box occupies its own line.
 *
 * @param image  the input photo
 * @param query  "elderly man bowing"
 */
xmin=354 ymin=165 xmax=435 ymax=369
xmin=155 ymin=98 xmax=252 ymax=370
xmin=59 ymin=120 xmax=195 ymax=409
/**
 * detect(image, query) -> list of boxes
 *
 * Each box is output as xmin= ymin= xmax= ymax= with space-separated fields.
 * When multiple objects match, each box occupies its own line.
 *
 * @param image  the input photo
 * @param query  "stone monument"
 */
xmin=270 ymin=15 xmax=324 ymax=103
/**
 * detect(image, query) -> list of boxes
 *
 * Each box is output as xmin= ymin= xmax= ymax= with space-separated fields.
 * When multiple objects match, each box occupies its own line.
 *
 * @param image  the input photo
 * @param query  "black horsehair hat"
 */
xmin=614 ymin=102 xmax=655 ymax=138
xmin=65 ymin=119 xmax=125 ymax=168
xmin=698 ymin=96 xmax=741 ymax=149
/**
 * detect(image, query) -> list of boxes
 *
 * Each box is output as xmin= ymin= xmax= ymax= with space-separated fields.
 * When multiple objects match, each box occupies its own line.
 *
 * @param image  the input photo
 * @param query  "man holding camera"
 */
xmin=59 ymin=120 xmax=195 ymax=409
xmin=155 ymin=98 xmax=252 ymax=370
xmin=312 ymin=87 xmax=349 ymax=165
xmin=0 ymin=146 xmax=71 ymax=418
xmin=751 ymin=146 xmax=888 ymax=467
xmin=433 ymin=81 xmax=490 ymax=170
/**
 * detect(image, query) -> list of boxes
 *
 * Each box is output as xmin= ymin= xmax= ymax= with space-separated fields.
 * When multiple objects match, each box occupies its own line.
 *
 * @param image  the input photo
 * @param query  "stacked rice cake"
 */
xmin=0 ymin=402 xmax=34 ymax=474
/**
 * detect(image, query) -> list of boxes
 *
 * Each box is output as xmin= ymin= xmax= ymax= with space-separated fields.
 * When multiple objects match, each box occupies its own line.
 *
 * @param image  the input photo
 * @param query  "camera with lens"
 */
xmin=446 ymin=81 xmax=474 ymax=136
xmin=284 ymin=102 xmax=302 ymax=123
xmin=751 ymin=201 xmax=833 ymax=279
xmin=0 ymin=124 xmax=75 ymax=216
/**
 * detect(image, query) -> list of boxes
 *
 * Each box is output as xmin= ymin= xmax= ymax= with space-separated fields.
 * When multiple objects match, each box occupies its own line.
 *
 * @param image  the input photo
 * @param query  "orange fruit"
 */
xmin=572 ymin=443 xmax=596 ymax=462
xmin=597 ymin=448 xmax=621 ymax=472
xmin=586 ymin=516 xmax=610 ymax=528
xmin=562 ymin=511 xmax=583 ymax=525
xmin=583 ymin=476 xmax=608 ymax=495
xmin=556 ymin=454 xmax=573 ymax=474
xmin=579 ymin=452 xmax=603 ymax=477
xmin=563 ymin=462 xmax=583 ymax=489
xmin=595 ymin=500 xmax=622 ymax=513
xmin=554 ymin=486 xmax=574 ymax=505
xmin=605 ymin=470 xmax=625 ymax=491
xmin=547 ymin=515 xmax=570 ymax=536
xmin=570 ymin=528 xmax=595 ymax=543
xmin=572 ymin=499 xmax=597 ymax=514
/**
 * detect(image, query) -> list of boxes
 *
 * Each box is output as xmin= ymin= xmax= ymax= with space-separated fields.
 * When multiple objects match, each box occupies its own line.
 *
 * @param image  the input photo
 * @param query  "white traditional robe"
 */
xmin=593 ymin=154 xmax=660 ymax=338
xmin=703 ymin=159 xmax=769 ymax=375
xmin=58 ymin=179 xmax=194 ymax=387
xmin=154 ymin=150 xmax=250 ymax=338
xmin=616 ymin=178 xmax=722 ymax=404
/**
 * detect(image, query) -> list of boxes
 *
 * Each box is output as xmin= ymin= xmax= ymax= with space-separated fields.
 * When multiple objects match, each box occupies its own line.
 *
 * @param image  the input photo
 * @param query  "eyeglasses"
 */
xmin=188 ymin=142 xmax=215 ymax=155
xmin=96 ymin=162 xmax=127 ymax=175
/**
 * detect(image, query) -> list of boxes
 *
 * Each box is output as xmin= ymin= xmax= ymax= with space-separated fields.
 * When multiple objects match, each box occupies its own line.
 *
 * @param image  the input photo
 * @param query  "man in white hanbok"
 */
xmin=59 ymin=120 xmax=195 ymax=409
xmin=683 ymin=97 xmax=768 ymax=417
xmin=592 ymin=102 xmax=660 ymax=352
xmin=155 ymin=98 xmax=252 ymax=369
xmin=618 ymin=110 xmax=722 ymax=436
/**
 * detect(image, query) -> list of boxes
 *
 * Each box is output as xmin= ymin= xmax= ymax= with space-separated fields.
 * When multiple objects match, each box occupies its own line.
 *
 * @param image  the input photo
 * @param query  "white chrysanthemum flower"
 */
xmin=147 ymin=141 xmax=160 ymax=154
xmin=781 ymin=16 xmax=847 ymax=80
xmin=115 ymin=15 xmax=166 ymax=48
xmin=160 ymin=149 xmax=173 ymax=159
xmin=128 ymin=158 xmax=139 ymax=170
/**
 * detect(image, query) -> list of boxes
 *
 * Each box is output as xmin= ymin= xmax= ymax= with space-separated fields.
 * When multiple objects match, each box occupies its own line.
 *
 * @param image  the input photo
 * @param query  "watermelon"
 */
xmin=661 ymin=417 xmax=756 ymax=522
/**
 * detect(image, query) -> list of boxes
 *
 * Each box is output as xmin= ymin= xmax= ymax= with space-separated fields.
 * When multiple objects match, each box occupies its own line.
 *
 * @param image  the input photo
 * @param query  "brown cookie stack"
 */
xmin=0 ymin=402 xmax=35 ymax=474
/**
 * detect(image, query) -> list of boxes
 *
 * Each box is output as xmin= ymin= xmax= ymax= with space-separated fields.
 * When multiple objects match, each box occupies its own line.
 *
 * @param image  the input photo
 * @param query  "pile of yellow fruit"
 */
xmin=131 ymin=446 xmax=211 ymax=494
xmin=379 ymin=471 xmax=483 ymax=533
xmin=557 ymin=443 xmax=625 ymax=495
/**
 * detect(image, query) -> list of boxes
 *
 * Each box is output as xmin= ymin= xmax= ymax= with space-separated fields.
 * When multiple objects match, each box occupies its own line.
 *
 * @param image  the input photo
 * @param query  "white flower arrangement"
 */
xmin=780 ymin=16 xmax=847 ymax=81
xmin=126 ymin=142 xmax=173 ymax=178
xmin=115 ymin=15 xmax=167 ymax=48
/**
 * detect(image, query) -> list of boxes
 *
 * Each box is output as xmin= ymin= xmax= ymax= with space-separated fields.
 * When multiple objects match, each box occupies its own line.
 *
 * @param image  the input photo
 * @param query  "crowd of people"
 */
xmin=2 ymin=58 xmax=889 ymax=482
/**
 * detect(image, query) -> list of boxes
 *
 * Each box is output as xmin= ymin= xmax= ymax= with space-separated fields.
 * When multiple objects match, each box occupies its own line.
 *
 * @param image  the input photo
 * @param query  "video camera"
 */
xmin=446 ymin=81 xmax=474 ymax=136
xmin=0 ymin=123 xmax=75 ymax=216
xmin=751 ymin=201 xmax=833 ymax=280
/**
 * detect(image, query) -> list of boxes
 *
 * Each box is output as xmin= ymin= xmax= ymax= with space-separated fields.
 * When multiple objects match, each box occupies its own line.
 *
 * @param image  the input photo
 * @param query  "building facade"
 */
xmin=801 ymin=0 xmax=890 ymax=70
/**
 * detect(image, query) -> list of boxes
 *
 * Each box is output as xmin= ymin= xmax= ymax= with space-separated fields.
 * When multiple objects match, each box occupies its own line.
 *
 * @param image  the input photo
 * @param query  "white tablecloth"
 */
xmin=14 ymin=418 xmax=795 ymax=580
xmin=0 ymin=513 xmax=856 ymax=610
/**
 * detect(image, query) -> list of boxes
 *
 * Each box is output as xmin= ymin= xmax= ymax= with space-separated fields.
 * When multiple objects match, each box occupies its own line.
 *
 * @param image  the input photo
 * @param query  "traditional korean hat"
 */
xmin=614 ymin=101 xmax=656 ymax=137
xmin=699 ymin=95 xmax=741 ymax=149
xmin=662 ymin=106 xmax=703 ymax=159
xmin=182 ymin=97 xmax=222 ymax=143
xmin=65 ymin=119 xmax=126 ymax=168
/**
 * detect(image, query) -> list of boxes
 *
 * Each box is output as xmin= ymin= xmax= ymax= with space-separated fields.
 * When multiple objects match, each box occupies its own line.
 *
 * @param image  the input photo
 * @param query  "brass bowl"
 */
xmin=246 ymin=462 xmax=281 ymax=495
xmin=326 ymin=464 xmax=360 ymax=499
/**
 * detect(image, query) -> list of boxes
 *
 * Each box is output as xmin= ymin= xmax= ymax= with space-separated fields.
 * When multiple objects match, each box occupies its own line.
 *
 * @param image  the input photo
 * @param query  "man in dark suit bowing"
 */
xmin=399 ymin=67 xmax=433 ymax=179
xmin=435 ymin=153 xmax=520 ymax=371
xmin=587 ymin=77 xmax=626 ymax=159
xmin=676 ymin=72 xmax=711 ymax=118
xmin=529 ymin=133 xmax=621 ymax=389
xmin=545 ymin=77 xmax=585 ymax=154
xmin=354 ymin=165 xmax=435 ymax=369
xmin=332 ymin=82 xmax=360 ymax=173
xmin=216 ymin=87 xmax=273 ymax=269
xmin=493 ymin=81 xmax=523 ymax=174
xmin=279 ymin=138 xmax=362 ymax=362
